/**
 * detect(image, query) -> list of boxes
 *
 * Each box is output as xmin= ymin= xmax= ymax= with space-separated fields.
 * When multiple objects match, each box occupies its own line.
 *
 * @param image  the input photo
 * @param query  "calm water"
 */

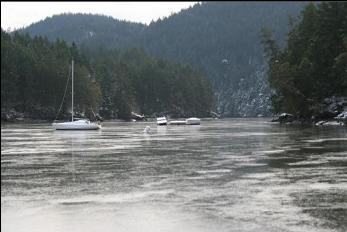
xmin=1 ymin=119 xmax=347 ymax=232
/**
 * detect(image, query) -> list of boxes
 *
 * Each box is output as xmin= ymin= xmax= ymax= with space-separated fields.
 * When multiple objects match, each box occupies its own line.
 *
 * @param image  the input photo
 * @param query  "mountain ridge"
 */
xmin=17 ymin=2 xmax=308 ymax=116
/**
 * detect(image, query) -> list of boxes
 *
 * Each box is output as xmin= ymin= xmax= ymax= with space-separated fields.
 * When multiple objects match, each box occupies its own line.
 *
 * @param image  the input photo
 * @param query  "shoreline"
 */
xmin=271 ymin=113 xmax=346 ymax=127
xmin=2 ymin=114 xmax=346 ymax=127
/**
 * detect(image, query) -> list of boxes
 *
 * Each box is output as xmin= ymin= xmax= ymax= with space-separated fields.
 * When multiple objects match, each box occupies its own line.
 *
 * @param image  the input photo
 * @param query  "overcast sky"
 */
xmin=1 ymin=1 xmax=198 ymax=31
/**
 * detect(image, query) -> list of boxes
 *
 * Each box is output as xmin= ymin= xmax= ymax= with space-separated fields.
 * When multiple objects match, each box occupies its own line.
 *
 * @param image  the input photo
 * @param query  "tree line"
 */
xmin=261 ymin=2 xmax=347 ymax=118
xmin=1 ymin=30 xmax=215 ymax=120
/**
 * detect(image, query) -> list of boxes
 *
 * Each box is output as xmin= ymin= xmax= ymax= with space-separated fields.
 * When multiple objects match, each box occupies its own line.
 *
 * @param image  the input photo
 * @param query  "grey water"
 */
xmin=1 ymin=118 xmax=347 ymax=232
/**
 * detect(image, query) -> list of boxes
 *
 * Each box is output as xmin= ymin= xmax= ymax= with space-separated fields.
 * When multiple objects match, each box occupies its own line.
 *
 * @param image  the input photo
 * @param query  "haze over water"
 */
xmin=1 ymin=119 xmax=347 ymax=232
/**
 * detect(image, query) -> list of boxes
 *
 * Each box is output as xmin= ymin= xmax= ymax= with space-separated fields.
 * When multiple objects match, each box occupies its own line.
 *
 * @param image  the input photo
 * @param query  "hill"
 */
xmin=20 ymin=13 xmax=145 ymax=51
xmin=18 ymin=2 xmax=308 ymax=116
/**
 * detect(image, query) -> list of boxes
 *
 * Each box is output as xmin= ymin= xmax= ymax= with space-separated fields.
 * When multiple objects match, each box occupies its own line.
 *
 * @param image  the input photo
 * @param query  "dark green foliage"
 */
xmin=92 ymin=48 xmax=215 ymax=119
xmin=1 ymin=30 xmax=101 ymax=119
xmin=20 ymin=13 xmax=145 ymax=53
xmin=1 ymin=30 xmax=214 ymax=120
xmin=262 ymin=2 xmax=347 ymax=117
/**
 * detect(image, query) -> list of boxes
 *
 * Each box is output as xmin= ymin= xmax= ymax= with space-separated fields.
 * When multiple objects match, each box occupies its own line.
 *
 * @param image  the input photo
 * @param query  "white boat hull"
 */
xmin=157 ymin=117 xmax=167 ymax=126
xmin=169 ymin=120 xmax=186 ymax=125
xmin=186 ymin=117 xmax=201 ymax=125
xmin=52 ymin=120 xmax=101 ymax=130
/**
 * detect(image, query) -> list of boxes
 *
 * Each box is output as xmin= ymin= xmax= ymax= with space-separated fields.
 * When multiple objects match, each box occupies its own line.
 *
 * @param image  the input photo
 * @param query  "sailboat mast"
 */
xmin=71 ymin=59 xmax=74 ymax=122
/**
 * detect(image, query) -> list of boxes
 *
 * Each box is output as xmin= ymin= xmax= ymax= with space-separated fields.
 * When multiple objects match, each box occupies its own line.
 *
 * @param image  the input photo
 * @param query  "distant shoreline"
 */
xmin=2 ymin=115 xmax=345 ymax=127
xmin=0 ymin=116 xmax=266 ymax=124
xmin=271 ymin=114 xmax=346 ymax=127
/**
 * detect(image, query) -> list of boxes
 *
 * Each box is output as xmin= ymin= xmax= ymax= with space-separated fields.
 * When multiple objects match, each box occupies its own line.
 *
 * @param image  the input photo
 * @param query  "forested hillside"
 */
xmin=139 ymin=2 xmax=307 ymax=116
xmin=1 ymin=30 xmax=214 ymax=121
xmin=1 ymin=31 xmax=101 ymax=120
xmin=262 ymin=2 xmax=347 ymax=119
xmin=21 ymin=13 xmax=145 ymax=52
xmin=19 ymin=2 xmax=307 ymax=117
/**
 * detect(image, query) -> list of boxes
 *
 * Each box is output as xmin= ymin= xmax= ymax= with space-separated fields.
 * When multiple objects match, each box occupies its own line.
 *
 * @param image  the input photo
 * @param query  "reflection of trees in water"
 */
xmin=263 ymin=125 xmax=347 ymax=169
xmin=261 ymin=125 xmax=347 ymax=231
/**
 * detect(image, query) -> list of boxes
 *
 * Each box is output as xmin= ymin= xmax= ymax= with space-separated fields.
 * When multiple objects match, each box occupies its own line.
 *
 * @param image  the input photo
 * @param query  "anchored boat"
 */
xmin=185 ymin=117 xmax=201 ymax=125
xmin=52 ymin=60 xmax=101 ymax=130
xmin=157 ymin=116 xmax=167 ymax=126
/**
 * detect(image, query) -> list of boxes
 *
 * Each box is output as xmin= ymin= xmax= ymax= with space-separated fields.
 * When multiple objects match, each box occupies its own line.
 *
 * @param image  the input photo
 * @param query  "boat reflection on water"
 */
xmin=52 ymin=128 xmax=102 ymax=141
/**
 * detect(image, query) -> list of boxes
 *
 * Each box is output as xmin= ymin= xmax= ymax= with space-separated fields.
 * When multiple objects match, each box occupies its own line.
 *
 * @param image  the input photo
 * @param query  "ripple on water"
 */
xmin=1 ymin=119 xmax=347 ymax=232
xmin=50 ymin=190 xmax=176 ymax=205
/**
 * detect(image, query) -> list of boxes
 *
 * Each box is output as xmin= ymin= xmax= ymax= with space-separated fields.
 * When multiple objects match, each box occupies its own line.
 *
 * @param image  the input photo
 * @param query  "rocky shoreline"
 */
xmin=1 ymin=108 xmax=99 ymax=123
xmin=3 ymin=96 xmax=345 ymax=126
xmin=1 ymin=110 xmax=47 ymax=123
xmin=271 ymin=112 xmax=346 ymax=126
xmin=1 ymin=108 xmax=221 ymax=123
xmin=271 ymin=97 xmax=347 ymax=126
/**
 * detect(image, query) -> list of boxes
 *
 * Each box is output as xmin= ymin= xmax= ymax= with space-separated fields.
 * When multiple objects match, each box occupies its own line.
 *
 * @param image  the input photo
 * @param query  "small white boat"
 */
xmin=169 ymin=120 xmax=186 ymax=125
xmin=157 ymin=116 xmax=167 ymax=126
xmin=186 ymin=117 xmax=201 ymax=125
xmin=53 ymin=119 xmax=101 ymax=130
xmin=52 ymin=60 xmax=101 ymax=130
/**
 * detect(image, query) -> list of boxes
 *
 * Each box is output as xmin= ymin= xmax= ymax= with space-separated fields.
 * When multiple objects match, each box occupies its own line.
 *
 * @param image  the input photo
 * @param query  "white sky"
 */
xmin=1 ymin=1 xmax=198 ymax=31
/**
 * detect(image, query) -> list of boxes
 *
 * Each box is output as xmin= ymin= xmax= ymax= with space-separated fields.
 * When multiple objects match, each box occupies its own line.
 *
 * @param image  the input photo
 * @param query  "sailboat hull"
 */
xmin=52 ymin=120 xmax=101 ymax=130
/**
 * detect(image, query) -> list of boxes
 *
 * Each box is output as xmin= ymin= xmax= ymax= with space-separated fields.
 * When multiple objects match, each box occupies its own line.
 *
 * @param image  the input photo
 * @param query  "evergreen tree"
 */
xmin=262 ymin=2 xmax=347 ymax=117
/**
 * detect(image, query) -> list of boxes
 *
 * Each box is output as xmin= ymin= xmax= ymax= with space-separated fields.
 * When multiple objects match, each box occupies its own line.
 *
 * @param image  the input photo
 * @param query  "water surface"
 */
xmin=1 ymin=119 xmax=347 ymax=232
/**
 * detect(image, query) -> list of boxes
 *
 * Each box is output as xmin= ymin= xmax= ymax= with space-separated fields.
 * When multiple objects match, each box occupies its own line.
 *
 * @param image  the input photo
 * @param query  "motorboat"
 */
xmin=157 ymin=116 xmax=167 ymax=126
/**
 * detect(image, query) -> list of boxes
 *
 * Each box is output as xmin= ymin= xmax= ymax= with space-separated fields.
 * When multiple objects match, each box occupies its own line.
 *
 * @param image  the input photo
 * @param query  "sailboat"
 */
xmin=52 ymin=60 xmax=101 ymax=130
